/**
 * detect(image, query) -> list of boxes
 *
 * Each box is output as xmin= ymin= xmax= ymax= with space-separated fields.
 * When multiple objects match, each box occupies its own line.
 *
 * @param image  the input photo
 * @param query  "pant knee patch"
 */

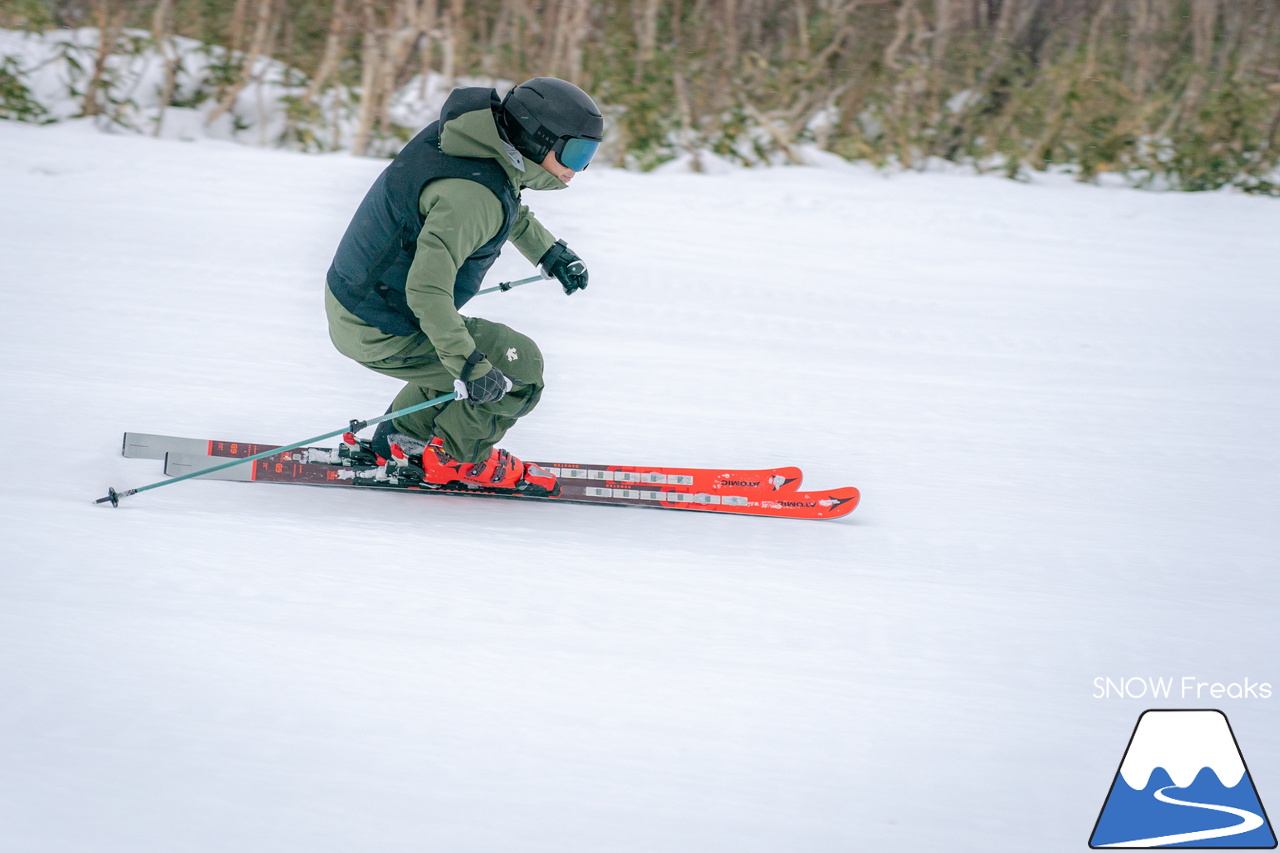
xmin=465 ymin=318 xmax=544 ymax=386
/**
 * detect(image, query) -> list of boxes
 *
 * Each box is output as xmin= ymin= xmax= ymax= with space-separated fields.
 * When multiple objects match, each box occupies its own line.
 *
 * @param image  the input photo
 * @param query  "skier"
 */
xmin=324 ymin=78 xmax=602 ymax=494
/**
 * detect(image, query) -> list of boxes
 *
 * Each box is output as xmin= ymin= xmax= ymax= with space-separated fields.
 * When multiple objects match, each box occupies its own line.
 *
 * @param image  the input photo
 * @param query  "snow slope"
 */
xmin=1 ymin=118 xmax=1278 ymax=852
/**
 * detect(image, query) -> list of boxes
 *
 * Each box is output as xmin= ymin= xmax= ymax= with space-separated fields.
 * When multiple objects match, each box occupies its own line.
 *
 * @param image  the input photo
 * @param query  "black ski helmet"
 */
xmin=499 ymin=77 xmax=603 ymax=171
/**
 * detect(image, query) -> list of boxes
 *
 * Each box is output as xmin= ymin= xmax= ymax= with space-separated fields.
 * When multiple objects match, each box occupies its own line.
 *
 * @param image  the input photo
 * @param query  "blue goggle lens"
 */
xmin=556 ymin=137 xmax=600 ymax=171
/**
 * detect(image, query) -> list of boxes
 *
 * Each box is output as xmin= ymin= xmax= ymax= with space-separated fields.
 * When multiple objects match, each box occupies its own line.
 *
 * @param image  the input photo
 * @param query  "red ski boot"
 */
xmin=401 ymin=437 xmax=559 ymax=496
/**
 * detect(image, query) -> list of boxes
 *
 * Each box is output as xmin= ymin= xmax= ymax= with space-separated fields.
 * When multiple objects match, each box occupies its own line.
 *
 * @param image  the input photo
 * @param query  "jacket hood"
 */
xmin=438 ymin=93 xmax=567 ymax=193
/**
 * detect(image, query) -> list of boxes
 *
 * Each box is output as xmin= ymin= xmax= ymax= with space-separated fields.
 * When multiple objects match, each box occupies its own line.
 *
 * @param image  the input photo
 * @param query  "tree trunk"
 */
xmin=672 ymin=67 xmax=699 ymax=169
xmin=351 ymin=0 xmax=383 ymax=155
xmin=1128 ymin=0 xmax=1153 ymax=95
xmin=1178 ymin=0 xmax=1219 ymax=126
xmin=151 ymin=0 xmax=181 ymax=136
xmin=416 ymin=0 xmax=438 ymax=96
xmin=302 ymin=0 xmax=347 ymax=106
xmin=441 ymin=0 xmax=463 ymax=88
xmin=205 ymin=0 xmax=277 ymax=127
xmin=80 ymin=0 xmax=127 ymax=119
xmin=722 ymin=0 xmax=738 ymax=73
xmin=226 ymin=0 xmax=252 ymax=55
xmin=793 ymin=0 xmax=810 ymax=63
xmin=545 ymin=0 xmax=569 ymax=79
xmin=1082 ymin=0 xmax=1114 ymax=80
xmin=633 ymin=0 xmax=661 ymax=83
xmin=563 ymin=0 xmax=592 ymax=84
xmin=932 ymin=0 xmax=953 ymax=65
xmin=377 ymin=0 xmax=426 ymax=126
xmin=883 ymin=0 xmax=917 ymax=68
xmin=1266 ymin=94 xmax=1280 ymax=151
xmin=1231 ymin=0 xmax=1280 ymax=83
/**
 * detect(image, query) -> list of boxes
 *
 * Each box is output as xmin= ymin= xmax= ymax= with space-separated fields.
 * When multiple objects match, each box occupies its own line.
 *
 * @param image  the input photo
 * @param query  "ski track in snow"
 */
xmin=2 ymin=119 xmax=1279 ymax=852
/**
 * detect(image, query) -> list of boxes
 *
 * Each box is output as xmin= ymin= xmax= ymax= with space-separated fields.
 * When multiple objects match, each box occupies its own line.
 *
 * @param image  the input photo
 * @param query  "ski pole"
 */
xmin=95 ymin=391 xmax=458 ymax=507
xmin=476 ymin=273 xmax=545 ymax=296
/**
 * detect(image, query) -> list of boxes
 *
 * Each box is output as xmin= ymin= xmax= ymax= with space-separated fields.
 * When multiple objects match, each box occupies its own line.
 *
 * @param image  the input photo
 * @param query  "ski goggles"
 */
xmin=552 ymin=136 xmax=600 ymax=171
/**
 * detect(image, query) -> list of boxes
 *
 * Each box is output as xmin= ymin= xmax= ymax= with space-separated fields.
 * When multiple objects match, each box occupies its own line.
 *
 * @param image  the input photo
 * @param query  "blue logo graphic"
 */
xmin=1091 ymin=710 xmax=1276 ymax=848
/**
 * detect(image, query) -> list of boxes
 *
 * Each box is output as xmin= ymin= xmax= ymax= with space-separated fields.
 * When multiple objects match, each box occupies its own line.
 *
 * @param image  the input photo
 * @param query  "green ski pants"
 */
xmin=325 ymin=287 xmax=544 ymax=463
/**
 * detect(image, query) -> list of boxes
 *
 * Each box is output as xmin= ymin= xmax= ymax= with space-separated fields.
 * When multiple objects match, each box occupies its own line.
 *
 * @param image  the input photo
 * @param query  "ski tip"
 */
xmin=715 ymin=486 xmax=859 ymax=520
xmin=817 ymin=487 xmax=860 ymax=518
xmin=775 ymin=467 xmax=804 ymax=492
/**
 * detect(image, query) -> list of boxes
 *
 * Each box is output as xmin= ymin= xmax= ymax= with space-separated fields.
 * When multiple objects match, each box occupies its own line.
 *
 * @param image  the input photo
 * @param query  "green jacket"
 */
xmin=399 ymin=107 xmax=565 ymax=380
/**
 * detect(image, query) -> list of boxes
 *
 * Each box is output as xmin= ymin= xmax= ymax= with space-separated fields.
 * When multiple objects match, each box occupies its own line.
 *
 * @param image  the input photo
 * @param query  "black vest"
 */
xmin=326 ymin=88 xmax=520 ymax=337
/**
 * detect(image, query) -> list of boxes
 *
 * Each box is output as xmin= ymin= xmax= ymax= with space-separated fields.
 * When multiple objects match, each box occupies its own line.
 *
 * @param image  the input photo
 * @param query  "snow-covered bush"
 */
xmin=0 ymin=53 xmax=46 ymax=121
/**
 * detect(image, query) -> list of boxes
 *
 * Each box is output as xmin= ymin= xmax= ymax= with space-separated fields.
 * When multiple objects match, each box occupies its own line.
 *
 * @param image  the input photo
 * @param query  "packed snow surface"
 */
xmin=2 ymin=119 xmax=1278 ymax=852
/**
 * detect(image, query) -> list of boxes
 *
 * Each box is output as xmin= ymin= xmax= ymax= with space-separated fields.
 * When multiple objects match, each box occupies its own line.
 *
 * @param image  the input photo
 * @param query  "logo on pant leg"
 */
xmin=505 ymin=347 xmax=519 ymax=362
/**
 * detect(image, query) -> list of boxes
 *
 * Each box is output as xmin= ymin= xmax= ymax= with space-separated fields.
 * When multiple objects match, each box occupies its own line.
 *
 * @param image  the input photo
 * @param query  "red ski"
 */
xmin=160 ymin=450 xmax=859 ymax=521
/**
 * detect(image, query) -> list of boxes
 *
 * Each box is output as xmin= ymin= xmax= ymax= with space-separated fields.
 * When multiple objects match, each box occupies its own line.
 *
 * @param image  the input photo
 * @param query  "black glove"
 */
xmin=539 ymin=239 xmax=589 ymax=295
xmin=455 ymin=366 xmax=512 ymax=405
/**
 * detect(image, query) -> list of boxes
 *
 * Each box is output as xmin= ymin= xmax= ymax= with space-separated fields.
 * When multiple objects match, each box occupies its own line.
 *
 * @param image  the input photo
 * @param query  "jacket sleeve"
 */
xmin=509 ymin=203 xmax=557 ymax=265
xmin=403 ymin=178 xmax=504 ymax=379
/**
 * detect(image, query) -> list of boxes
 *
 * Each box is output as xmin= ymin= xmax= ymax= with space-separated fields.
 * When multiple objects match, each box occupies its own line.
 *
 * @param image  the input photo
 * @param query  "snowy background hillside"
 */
xmin=0 ymin=27 xmax=487 ymax=154
xmin=2 ymin=117 xmax=1279 ymax=851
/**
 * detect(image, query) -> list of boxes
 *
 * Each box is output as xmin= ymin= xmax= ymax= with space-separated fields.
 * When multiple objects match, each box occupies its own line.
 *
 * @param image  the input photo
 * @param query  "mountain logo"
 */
xmin=1090 ymin=709 xmax=1276 ymax=848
